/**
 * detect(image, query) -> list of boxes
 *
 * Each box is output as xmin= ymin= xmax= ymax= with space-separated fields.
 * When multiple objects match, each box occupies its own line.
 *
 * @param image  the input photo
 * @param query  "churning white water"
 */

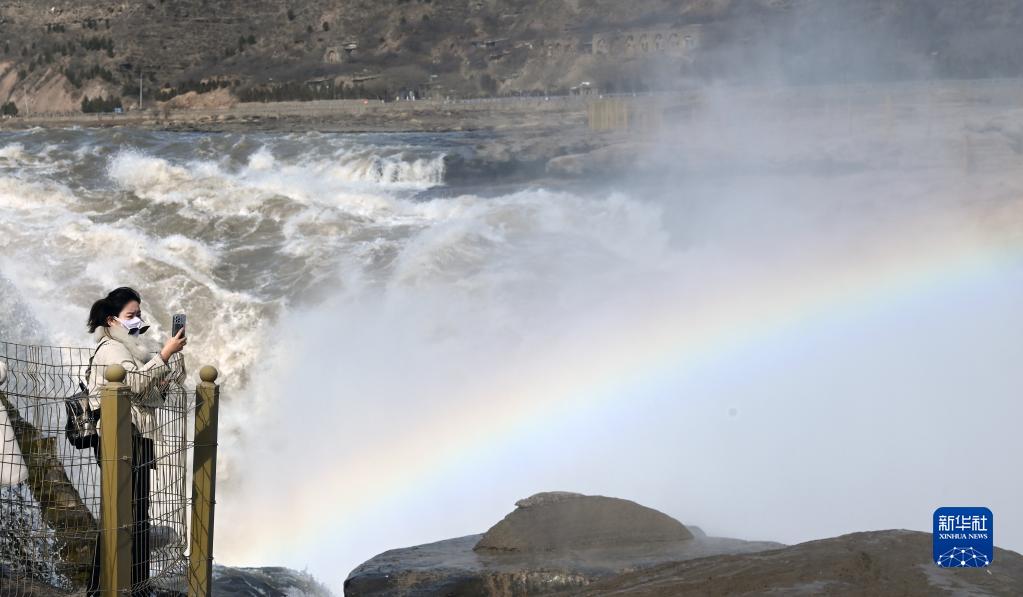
xmin=2 ymin=108 xmax=1022 ymax=590
xmin=0 ymin=130 xmax=453 ymax=367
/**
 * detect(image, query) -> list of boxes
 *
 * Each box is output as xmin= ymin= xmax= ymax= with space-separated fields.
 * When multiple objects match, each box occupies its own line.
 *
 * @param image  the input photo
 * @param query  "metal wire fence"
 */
xmin=0 ymin=341 xmax=190 ymax=596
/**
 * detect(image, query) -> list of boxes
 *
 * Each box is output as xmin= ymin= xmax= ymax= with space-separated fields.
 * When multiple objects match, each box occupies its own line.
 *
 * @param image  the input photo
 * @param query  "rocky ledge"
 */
xmin=564 ymin=530 xmax=1023 ymax=596
xmin=345 ymin=492 xmax=1023 ymax=596
xmin=344 ymin=492 xmax=782 ymax=596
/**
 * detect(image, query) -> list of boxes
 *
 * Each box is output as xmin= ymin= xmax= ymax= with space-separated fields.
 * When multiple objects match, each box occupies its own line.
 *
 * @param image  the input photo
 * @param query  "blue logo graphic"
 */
xmin=933 ymin=507 xmax=993 ymax=568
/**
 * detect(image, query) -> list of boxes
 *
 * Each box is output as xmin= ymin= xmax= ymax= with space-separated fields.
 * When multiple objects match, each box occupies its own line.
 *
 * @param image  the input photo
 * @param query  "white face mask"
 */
xmin=118 ymin=316 xmax=150 ymax=336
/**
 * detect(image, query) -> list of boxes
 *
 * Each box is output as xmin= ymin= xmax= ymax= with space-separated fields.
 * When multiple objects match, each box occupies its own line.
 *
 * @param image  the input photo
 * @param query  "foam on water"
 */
xmin=0 ymin=142 xmax=27 ymax=161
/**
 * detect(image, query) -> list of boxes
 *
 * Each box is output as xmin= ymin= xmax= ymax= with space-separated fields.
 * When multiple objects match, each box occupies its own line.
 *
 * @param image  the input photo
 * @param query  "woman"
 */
xmin=85 ymin=286 xmax=186 ymax=597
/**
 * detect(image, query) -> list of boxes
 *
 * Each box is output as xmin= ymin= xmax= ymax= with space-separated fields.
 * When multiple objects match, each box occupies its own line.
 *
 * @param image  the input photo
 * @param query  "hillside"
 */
xmin=3 ymin=0 xmax=1023 ymax=115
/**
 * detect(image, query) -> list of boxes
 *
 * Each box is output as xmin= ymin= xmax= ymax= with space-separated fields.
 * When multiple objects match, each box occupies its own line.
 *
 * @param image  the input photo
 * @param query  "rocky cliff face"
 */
xmin=3 ymin=1 xmax=1023 ymax=114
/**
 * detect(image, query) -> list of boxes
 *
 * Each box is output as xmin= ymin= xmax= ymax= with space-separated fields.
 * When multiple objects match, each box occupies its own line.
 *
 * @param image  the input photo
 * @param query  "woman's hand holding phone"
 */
xmin=160 ymin=327 xmax=187 ymax=363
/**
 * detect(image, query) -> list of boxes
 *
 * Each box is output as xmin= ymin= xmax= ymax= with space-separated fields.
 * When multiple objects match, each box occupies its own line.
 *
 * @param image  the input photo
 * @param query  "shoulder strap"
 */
xmin=83 ymin=337 xmax=111 ymax=386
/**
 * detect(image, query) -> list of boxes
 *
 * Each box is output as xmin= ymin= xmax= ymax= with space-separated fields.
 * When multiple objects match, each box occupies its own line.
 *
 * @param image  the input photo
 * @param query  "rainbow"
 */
xmin=217 ymin=205 xmax=1023 ymax=571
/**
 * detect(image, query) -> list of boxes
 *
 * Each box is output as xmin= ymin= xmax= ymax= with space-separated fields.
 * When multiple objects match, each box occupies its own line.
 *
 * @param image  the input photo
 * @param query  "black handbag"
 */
xmin=65 ymin=339 xmax=107 ymax=449
xmin=65 ymin=381 xmax=99 ymax=449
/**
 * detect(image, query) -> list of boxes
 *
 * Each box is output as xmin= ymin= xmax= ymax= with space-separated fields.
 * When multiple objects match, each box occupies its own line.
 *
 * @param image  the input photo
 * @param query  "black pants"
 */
xmin=88 ymin=435 xmax=154 ymax=597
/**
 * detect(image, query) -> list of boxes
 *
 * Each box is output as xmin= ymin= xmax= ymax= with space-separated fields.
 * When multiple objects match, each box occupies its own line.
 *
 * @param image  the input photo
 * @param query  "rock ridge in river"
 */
xmin=344 ymin=492 xmax=782 ymax=596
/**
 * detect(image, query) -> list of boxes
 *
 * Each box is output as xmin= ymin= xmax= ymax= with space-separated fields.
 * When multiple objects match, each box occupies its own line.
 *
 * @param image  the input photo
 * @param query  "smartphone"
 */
xmin=172 ymin=313 xmax=187 ymax=337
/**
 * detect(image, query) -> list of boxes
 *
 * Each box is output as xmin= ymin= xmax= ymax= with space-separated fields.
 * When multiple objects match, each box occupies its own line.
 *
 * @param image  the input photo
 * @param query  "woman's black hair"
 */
xmin=87 ymin=287 xmax=143 ymax=332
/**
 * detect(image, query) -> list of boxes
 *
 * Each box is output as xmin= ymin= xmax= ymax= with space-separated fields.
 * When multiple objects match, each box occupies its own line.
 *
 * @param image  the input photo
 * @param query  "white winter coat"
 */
xmin=87 ymin=325 xmax=185 ymax=441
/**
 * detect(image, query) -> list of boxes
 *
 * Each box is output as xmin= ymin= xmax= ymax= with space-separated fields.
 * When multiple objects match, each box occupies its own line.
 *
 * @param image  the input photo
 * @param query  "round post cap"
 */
xmin=104 ymin=364 xmax=127 ymax=383
xmin=199 ymin=365 xmax=219 ymax=383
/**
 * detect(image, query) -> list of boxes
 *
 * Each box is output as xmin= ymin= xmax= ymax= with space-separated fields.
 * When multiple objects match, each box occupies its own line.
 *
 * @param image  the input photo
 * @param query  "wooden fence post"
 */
xmin=100 ymin=364 xmax=132 ymax=595
xmin=188 ymin=366 xmax=220 ymax=597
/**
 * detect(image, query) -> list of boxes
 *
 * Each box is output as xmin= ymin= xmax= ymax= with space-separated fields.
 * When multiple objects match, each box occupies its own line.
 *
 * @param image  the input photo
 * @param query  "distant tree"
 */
xmin=81 ymin=95 xmax=123 ymax=113
xmin=246 ymin=34 xmax=256 ymax=45
xmin=307 ymin=25 xmax=314 ymax=33
xmin=479 ymin=73 xmax=498 ymax=95
xmin=3 ymin=42 xmax=8 ymax=54
xmin=287 ymin=8 xmax=296 ymax=21
xmin=81 ymin=36 xmax=114 ymax=52
xmin=0 ymin=101 xmax=18 ymax=116
xmin=66 ymin=68 xmax=81 ymax=87
xmin=322 ymin=21 xmax=330 ymax=31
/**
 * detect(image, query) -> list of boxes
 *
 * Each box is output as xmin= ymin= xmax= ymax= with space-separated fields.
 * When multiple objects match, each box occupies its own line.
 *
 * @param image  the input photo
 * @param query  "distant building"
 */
xmin=305 ymin=77 xmax=333 ymax=93
xmin=324 ymin=42 xmax=358 ymax=64
xmin=592 ymin=25 xmax=702 ymax=59
xmin=542 ymin=38 xmax=578 ymax=58
xmin=570 ymin=81 xmax=595 ymax=95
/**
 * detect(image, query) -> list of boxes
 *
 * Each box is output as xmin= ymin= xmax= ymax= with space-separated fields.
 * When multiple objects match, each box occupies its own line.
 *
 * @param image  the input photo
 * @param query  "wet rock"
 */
xmin=0 ymin=572 xmax=65 ymax=597
xmin=565 ymin=530 xmax=1023 ymax=596
xmin=545 ymin=143 xmax=654 ymax=179
xmin=1 ymin=564 xmax=332 ymax=597
xmin=686 ymin=525 xmax=706 ymax=537
xmin=151 ymin=564 xmax=333 ymax=596
xmin=474 ymin=492 xmax=693 ymax=552
xmin=1 ymin=389 xmax=97 ymax=587
xmin=344 ymin=492 xmax=782 ymax=596
xmin=211 ymin=566 xmax=334 ymax=596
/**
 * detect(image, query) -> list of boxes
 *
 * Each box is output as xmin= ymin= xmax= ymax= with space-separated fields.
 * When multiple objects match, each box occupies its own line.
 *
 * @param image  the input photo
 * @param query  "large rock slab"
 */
xmin=345 ymin=533 xmax=782 ymax=596
xmin=564 ymin=530 xmax=1023 ymax=596
xmin=474 ymin=492 xmax=693 ymax=552
xmin=345 ymin=492 xmax=781 ymax=596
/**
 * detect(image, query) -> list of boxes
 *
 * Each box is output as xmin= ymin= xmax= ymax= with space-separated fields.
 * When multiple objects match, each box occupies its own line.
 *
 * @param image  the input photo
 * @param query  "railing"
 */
xmin=0 ymin=341 xmax=220 ymax=596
